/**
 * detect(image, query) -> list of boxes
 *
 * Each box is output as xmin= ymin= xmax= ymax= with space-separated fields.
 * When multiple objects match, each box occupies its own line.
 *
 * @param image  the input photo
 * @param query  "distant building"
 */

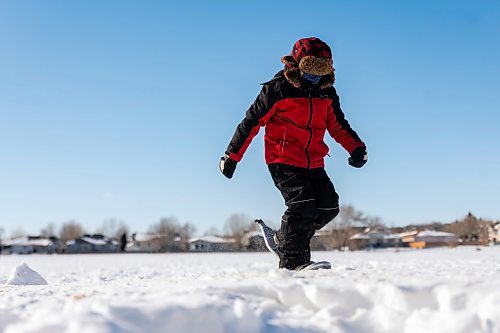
xmin=65 ymin=234 xmax=119 ymax=254
xmin=126 ymin=233 xmax=167 ymax=253
xmin=488 ymin=222 xmax=500 ymax=245
xmin=415 ymin=230 xmax=458 ymax=246
xmin=400 ymin=230 xmax=458 ymax=248
xmin=349 ymin=225 xmax=401 ymax=250
xmin=1 ymin=236 xmax=56 ymax=255
xmin=398 ymin=230 xmax=419 ymax=245
xmin=189 ymin=236 xmax=237 ymax=252
xmin=242 ymin=231 xmax=266 ymax=251
xmin=311 ymin=229 xmax=334 ymax=251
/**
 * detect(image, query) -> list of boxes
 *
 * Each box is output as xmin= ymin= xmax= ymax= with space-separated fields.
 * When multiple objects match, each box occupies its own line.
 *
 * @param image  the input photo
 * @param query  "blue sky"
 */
xmin=1 ymin=1 xmax=499 ymax=236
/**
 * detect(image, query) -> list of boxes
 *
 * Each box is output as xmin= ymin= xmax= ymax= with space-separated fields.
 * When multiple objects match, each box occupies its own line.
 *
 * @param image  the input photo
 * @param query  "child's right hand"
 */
xmin=219 ymin=155 xmax=238 ymax=179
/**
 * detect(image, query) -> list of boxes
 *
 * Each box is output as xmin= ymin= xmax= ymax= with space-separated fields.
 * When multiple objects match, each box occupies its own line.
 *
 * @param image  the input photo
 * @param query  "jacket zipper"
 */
xmin=305 ymin=93 xmax=313 ymax=169
xmin=280 ymin=128 xmax=287 ymax=156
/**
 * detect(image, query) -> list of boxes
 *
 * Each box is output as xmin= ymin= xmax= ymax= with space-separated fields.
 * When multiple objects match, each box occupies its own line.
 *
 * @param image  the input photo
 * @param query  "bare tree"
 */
xmin=40 ymin=223 xmax=57 ymax=238
xmin=204 ymin=226 xmax=220 ymax=236
xmin=223 ymin=213 xmax=255 ymax=249
xmin=10 ymin=227 xmax=27 ymax=239
xmin=97 ymin=219 xmax=129 ymax=240
xmin=178 ymin=223 xmax=196 ymax=241
xmin=148 ymin=217 xmax=180 ymax=252
xmin=177 ymin=222 xmax=196 ymax=251
xmin=59 ymin=221 xmax=85 ymax=243
xmin=443 ymin=212 xmax=489 ymax=243
xmin=328 ymin=205 xmax=369 ymax=250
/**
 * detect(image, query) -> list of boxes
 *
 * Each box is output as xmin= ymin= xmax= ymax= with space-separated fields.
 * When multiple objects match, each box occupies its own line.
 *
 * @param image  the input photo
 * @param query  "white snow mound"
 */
xmin=5 ymin=263 xmax=48 ymax=286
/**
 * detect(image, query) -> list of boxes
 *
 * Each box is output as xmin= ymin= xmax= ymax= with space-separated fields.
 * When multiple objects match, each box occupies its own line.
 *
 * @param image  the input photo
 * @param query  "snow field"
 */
xmin=1 ymin=247 xmax=500 ymax=333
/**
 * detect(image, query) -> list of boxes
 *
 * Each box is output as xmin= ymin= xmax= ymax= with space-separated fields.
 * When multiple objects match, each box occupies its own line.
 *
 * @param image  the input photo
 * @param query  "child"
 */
xmin=220 ymin=37 xmax=367 ymax=270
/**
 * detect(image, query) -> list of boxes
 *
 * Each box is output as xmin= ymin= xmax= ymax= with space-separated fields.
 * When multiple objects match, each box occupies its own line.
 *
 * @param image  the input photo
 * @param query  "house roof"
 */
xmin=350 ymin=233 xmax=370 ymax=240
xmin=66 ymin=236 xmax=112 ymax=246
xmin=241 ymin=230 xmax=265 ymax=246
xmin=81 ymin=236 xmax=109 ymax=245
xmin=417 ymin=230 xmax=457 ymax=238
xmin=383 ymin=234 xmax=402 ymax=240
xmin=3 ymin=237 xmax=53 ymax=247
xmin=133 ymin=233 xmax=167 ymax=242
xmin=243 ymin=230 xmax=263 ymax=238
xmin=313 ymin=229 xmax=332 ymax=237
xmin=398 ymin=230 xmax=419 ymax=238
xmin=350 ymin=232 xmax=401 ymax=240
xmin=189 ymin=236 xmax=236 ymax=244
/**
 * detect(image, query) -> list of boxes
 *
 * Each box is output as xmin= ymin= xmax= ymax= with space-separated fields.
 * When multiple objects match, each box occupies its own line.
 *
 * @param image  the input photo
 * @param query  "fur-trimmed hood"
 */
xmin=281 ymin=59 xmax=335 ymax=90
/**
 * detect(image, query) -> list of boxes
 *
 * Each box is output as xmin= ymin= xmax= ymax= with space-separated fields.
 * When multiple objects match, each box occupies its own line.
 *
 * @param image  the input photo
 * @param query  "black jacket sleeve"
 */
xmin=225 ymin=81 xmax=281 ymax=162
xmin=326 ymin=87 xmax=365 ymax=154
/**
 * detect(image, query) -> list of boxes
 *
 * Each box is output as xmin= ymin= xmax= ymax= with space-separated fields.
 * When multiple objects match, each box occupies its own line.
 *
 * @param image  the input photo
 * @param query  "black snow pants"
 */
xmin=269 ymin=163 xmax=340 ymax=270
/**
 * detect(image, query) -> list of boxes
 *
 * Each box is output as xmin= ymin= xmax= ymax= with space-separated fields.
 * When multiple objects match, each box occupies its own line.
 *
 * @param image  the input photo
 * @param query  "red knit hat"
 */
xmin=281 ymin=37 xmax=333 ymax=76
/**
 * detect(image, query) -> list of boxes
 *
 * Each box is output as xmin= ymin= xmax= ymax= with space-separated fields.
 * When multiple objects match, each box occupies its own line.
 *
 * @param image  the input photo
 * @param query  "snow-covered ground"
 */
xmin=1 ymin=247 xmax=500 ymax=333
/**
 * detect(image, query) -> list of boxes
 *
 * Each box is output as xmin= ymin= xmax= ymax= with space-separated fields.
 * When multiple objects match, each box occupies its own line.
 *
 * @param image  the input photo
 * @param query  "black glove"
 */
xmin=219 ymin=154 xmax=238 ymax=179
xmin=348 ymin=147 xmax=368 ymax=168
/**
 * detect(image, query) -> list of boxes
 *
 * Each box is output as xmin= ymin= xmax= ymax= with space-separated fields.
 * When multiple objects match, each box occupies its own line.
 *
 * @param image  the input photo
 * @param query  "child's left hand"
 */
xmin=348 ymin=147 xmax=368 ymax=168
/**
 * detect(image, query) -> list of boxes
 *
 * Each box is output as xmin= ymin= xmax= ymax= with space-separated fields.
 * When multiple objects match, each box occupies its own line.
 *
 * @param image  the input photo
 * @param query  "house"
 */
xmin=241 ymin=231 xmax=266 ymax=251
xmin=1 ymin=236 xmax=56 ymax=254
xmin=399 ymin=230 xmax=419 ymax=247
xmin=488 ymin=222 xmax=500 ymax=245
xmin=415 ymin=230 xmax=458 ymax=247
xmin=189 ymin=236 xmax=237 ymax=252
xmin=65 ymin=234 xmax=119 ymax=253
xmin=128 ymin=233 xmax=188 ymax=252
xmin=126 ymin=233 xmax=167 ymax=253
xmin=401 ymin=230 xmax=458 ymax=248
xmin=1 ymin=237 xmax=34 ymax=255
xmin=399 ymin=230 xmax=418 ymax=241
xmin=311 ymin=229 xmax=334 ymax=251
xmin=349 ymin=225 xmax=401 ymax=250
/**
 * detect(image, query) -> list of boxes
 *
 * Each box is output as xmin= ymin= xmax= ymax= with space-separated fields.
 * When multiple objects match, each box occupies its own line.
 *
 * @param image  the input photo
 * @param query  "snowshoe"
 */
xmin=255 ymin=219 xmax=332 ymax=271
xmin=255 ymin=219 xmax=280 ymax=259
xmin=296 ymin=261 xmax=332 ymax=271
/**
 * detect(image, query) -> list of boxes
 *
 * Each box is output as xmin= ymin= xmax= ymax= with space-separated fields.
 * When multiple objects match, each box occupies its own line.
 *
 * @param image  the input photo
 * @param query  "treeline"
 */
xmin=410 ymin=212 xmax=492 ymax=244
xmin=1 ymin=208 xmax=496 ymax=251
xmin=219 ymin=208 xmax=498 ymax=250
xmin=219 ymin=207 xmax=381 ymax=250
xmin=2 ymin=217 xmax=196 ymax=245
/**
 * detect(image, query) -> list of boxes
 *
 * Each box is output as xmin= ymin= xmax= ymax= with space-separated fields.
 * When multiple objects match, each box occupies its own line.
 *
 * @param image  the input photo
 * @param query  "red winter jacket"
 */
xmin=226 ymin=71 xmax=365 ymax=169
